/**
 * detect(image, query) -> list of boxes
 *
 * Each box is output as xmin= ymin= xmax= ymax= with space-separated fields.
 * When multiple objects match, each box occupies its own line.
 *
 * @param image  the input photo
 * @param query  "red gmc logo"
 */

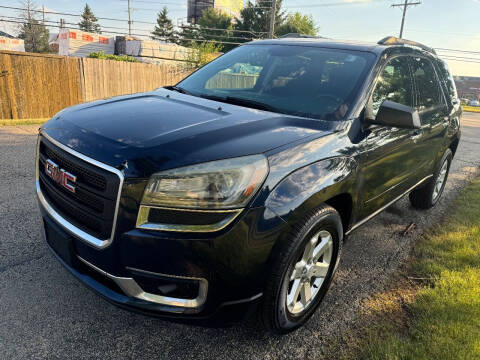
xmin=45 ymin=159 xmax=77 ymax=193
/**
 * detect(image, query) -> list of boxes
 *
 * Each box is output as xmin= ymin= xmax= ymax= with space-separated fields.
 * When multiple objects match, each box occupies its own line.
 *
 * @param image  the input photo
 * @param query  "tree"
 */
xmin=235 ymin=0 xmax=286 ymax=40
xmin=197 ymin=8 xmax=233 ymax=51
xmin=78 ymin=4 xmax=101 ymax=33
xmin=177 ymin=24 xmax=200 ymax=47
xmin=151 ymin=7 xmax=177 ymax=43
xmin=17 ymin=0 xmax=49 ymax=53
xmin=276 ymin=12 xmax=318 ymax=37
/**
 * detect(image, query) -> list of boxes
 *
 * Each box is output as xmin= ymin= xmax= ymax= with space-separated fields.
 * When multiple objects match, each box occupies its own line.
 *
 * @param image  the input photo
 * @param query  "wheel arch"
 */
xmin=265 ymin=156 xmax=358 ymax=237
xmin=449 ymin=136 xmax=460 ymax=156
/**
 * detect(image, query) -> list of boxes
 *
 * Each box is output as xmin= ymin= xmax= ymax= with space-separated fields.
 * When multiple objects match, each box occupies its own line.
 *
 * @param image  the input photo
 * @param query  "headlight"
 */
xmin=137 ymin=155 xmax=269 ymax=232
xmin=142 ymin=154 xmax=269 ymax=209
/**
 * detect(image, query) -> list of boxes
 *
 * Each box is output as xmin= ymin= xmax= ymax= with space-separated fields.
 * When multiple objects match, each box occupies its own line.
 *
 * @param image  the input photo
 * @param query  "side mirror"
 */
xmin=366 ymin=100 xmax=421 ymax=129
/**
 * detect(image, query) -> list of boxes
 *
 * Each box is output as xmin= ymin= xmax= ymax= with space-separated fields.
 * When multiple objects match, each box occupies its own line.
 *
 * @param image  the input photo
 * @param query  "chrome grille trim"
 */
xmin=36 ymin=132 xmax=124 ymax=249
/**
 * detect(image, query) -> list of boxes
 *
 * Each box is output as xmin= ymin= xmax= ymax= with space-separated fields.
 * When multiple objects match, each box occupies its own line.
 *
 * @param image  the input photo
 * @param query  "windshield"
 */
xmin=177 ymin=44 xmax=375 ymax=120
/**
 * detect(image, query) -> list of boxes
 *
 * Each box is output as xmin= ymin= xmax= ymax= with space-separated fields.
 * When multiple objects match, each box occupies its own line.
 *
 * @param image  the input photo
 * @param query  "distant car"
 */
xmin=468 ymin=100 xmax=480 ymax=107
xmin=36 ymin=35 xmax=462 ymax=333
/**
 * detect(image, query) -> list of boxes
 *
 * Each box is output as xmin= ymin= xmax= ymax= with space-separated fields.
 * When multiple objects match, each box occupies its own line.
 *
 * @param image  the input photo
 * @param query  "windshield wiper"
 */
xmin=200 ymin=94 xmax=279 ymax=113
xmin=164 ymin=85 xmax=193 ymax=95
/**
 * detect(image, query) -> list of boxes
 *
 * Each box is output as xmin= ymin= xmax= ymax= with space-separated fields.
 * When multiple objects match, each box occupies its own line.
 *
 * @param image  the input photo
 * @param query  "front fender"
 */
xmin=265 ymin=157 xmax=357 ymax=227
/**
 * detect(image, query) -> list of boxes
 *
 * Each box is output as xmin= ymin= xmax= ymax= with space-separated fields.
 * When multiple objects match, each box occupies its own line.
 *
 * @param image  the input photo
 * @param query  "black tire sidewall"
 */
xmin=431 ymin=149 xmax=453 ymax=206
xmin=272 ymin=209 xmax=342 ymax=332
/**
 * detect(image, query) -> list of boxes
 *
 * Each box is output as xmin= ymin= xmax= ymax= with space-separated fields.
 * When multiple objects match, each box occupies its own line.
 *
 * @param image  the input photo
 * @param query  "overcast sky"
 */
xmin=1 ymin=0 xmax=479 ymax=76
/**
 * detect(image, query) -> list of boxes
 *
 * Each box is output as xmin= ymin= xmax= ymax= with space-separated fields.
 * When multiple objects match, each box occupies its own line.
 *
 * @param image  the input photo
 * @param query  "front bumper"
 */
xmin=39 ymin=200 xmax=287 ymax=323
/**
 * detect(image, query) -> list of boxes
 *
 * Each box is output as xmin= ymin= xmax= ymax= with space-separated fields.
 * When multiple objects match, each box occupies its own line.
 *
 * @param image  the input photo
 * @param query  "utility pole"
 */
xmin=42 ymin=5 xmax=45 ymax=24
xmin=391 ymin=0 xmax=421 ymax=39
xmin=127 ymin=0 xmax=132 ymax=35
xmin=268 ymin=0 xmax=277 ymax=39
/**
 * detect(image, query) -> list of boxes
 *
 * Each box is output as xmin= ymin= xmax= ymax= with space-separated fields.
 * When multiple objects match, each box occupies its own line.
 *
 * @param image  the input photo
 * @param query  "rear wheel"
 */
xmin=409 ymin=149 xmax=452 ymax=209
xmin=261 ymin=205 xmax=342 ymax=333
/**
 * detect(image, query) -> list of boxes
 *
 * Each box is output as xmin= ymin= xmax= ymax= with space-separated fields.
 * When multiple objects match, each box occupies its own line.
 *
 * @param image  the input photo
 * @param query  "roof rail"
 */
xmin=378 ymin=36 xmax=437 ymax=55
xmin=279 ymin=33 xmax=329 ymax=39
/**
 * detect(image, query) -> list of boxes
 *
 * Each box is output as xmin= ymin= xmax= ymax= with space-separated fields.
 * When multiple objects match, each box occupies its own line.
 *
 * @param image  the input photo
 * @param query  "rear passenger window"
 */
xmin=411 ymin=57 xmax=444 ymax=109
xmin=372 ymin=56 xmax=413 ymax=115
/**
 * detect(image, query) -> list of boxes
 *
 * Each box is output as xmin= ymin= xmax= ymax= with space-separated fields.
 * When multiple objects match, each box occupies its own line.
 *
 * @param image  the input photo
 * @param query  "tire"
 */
xmin=261 ymin=204 xmax=343 ymax=334
xmin=409 ymin=149 xmax=452 ymax=210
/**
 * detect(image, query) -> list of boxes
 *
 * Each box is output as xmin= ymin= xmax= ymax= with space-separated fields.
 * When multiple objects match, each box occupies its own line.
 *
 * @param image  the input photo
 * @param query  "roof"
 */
xmin=248 ymin=35 xmax=437 ymax=57
xmin=0 ymin=30 xmax=15 ymax=39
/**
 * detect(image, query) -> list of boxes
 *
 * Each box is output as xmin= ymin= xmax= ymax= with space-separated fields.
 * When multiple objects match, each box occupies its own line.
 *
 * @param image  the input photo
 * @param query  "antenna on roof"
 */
xmin=378 ymin=36 xmax=436 ymax=55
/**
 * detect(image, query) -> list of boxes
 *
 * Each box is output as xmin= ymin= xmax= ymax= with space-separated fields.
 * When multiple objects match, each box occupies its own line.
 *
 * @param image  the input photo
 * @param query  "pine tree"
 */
xmin=78 ymin=4 xmax=101 ymax=34
xmin=151 ymin=7 xmax=177 ymax=43
xmin=197 ymin=8 xmax=233 ymax=51
xmin=17 ymin=0 xmax=50 ymax=53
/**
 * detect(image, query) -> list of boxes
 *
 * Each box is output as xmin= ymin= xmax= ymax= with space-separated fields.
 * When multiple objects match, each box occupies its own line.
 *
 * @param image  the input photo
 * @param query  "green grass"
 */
xmin=349 ymin=178 xmax=480 ymax=360
xmin=0 ymin=118 xmax=48 ymax=126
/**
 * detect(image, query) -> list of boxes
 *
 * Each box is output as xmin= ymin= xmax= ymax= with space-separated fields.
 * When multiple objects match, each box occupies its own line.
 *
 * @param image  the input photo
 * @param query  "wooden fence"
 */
xmin=0 ymin=50 xmax=191 ymax=119
xmin=206 ymin=72 xmax=258 ymax=90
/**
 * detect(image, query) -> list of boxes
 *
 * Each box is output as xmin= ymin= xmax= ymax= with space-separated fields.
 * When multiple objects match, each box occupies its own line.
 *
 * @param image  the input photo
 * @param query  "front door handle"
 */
xmin=412 ymin=129 xmax=422 ymax=143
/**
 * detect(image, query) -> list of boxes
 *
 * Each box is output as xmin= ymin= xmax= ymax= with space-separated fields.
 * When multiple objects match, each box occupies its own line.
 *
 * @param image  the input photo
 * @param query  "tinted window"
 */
xmin=372 ymin=56 xmax=413 ymax=115
xmin=436 ymin=60 xmax=458 ymax=103
xmin=178 ymin=45 xmax=375 ymax=121
xmin=411 ymin=57 xmax=444 ymax=109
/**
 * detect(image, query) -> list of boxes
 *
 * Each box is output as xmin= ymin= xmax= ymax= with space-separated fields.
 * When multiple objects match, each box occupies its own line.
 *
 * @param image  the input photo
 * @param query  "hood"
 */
xmin=41 ymin=89 xmax=340 ymax=178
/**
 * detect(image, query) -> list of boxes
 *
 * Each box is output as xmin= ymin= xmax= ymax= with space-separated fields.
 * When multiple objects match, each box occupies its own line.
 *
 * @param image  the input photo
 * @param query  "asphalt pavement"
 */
xmin=1 ymin=113 xmax=479 ymax=360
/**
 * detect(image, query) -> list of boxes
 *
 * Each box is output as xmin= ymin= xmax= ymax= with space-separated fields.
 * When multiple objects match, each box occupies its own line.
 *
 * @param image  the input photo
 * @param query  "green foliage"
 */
xmin=78 ymin=3 xmax=101 ymax=34
xmin=197 ymin=8 xmax=234 ymax=51
xmin=88 ymin=51 xmax=137 ymax=62
xmin=348 ymin=177 xmax=480 ymax=360
xmin=18 ymin=18 xmax=49 ymax=53
xmin=177 ymin=25 xmax=200 ymax=47
xmin=17 ymin=0 xmax=49 ymax=53
xmin=151 ymin=7 xmax=178 ymax=44
xmin=234 ymin=0 xmax=286 ymax=38
xmin=276 ymin=12 xmax=318 ymax=37
xmin=184 ymin=41 xmax=222 ymax=69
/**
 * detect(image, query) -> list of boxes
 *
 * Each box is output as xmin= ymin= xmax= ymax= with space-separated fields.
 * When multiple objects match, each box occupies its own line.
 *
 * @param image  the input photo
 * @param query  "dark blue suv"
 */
xmin=36 ymin=36 xmax=461 ymax=333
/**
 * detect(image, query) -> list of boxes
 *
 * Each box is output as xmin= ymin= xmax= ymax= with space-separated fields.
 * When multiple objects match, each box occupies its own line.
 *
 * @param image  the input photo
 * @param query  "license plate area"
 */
xmin=44 ymin=221 xmax=77 ymax=267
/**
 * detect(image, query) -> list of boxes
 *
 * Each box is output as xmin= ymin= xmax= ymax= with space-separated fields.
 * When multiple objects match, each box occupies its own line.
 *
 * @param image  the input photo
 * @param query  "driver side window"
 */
xmin=372 ymin=56 xmax=414 ymax=115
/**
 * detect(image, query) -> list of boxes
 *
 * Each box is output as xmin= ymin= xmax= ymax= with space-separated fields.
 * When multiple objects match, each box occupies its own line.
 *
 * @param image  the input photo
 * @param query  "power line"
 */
xmin=391 ymin=0 xmax=421 ymax=39
xmin=0 ymin=18 xmax=246 ymax=45
xmin=0 ymin=4 xmax=130 ymax=23
xmin=284 ymin=0 xmax=385 ymax=8
xmin=436 ymin=48 xmax=480 ymax=56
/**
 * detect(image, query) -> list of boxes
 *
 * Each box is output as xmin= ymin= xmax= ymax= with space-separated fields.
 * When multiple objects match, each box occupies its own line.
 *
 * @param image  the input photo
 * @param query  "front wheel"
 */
xmin=261 ymin=205 xmax=342 ymax=334
xmin=409 ymin=149 xmax=452 ymax=209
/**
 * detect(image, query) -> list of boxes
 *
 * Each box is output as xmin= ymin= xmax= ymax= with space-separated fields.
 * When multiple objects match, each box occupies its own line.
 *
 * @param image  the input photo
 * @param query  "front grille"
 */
xmin=38 ymin=136 xmax=121 ymax=240
xmin=41 ymin=143 xmax=107 ymax=191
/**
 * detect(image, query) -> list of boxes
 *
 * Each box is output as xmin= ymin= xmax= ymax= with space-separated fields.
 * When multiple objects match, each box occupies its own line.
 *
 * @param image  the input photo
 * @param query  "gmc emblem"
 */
xmin=45 ymin=159 xmax=77 ymax=193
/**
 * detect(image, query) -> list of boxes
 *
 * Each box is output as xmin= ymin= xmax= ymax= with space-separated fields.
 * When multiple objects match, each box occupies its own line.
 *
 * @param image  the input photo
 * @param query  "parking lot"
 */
xmin=1 ymin=113 xmax=479 ymax=360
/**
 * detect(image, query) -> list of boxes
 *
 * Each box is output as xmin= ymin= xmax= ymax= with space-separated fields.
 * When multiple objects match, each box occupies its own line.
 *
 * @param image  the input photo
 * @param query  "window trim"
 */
xmin=369 ymin=54 xmax=416 ymax=116
xmin=409 ymin=55 xmax=448 ymax=113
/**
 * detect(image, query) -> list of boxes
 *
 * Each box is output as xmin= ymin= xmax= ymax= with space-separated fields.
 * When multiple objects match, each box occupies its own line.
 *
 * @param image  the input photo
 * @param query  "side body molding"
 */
xmin=265 ymin=157 xmax=358 ymax=227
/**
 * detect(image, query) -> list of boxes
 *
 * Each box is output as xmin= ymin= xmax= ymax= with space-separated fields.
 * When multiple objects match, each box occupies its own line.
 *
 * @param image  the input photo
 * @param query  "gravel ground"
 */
xmin=1 ymin=113 xmax=479 ymax=360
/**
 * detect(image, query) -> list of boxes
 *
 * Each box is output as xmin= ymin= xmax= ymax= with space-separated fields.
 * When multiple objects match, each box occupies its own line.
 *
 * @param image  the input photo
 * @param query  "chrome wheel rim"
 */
xmin=432 ymin=160 xmax=448 ymax=202
xmin=286 ymin=230 xmax=333 ymax=315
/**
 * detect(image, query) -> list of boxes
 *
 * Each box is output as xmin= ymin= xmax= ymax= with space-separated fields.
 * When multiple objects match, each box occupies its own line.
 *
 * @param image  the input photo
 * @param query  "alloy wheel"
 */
xmin=432 ymin=160 xmax=448 ymax=202
xmin=286 ymin=230 xmax=333 ymax=315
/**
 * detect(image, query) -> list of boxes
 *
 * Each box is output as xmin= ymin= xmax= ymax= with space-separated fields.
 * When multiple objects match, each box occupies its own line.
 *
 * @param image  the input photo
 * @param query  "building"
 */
xmin=0 ymin=30 xmax=15 ymax=38
xmin=187 ymin=0 xmax=243 ymax=23
xmin=57 ymin=28 xmax=114 ymax=57
xmin=0 ymin=36 xmax=25 ymax=52
xmin=454 ymin=76 xmax=480 ymax=100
